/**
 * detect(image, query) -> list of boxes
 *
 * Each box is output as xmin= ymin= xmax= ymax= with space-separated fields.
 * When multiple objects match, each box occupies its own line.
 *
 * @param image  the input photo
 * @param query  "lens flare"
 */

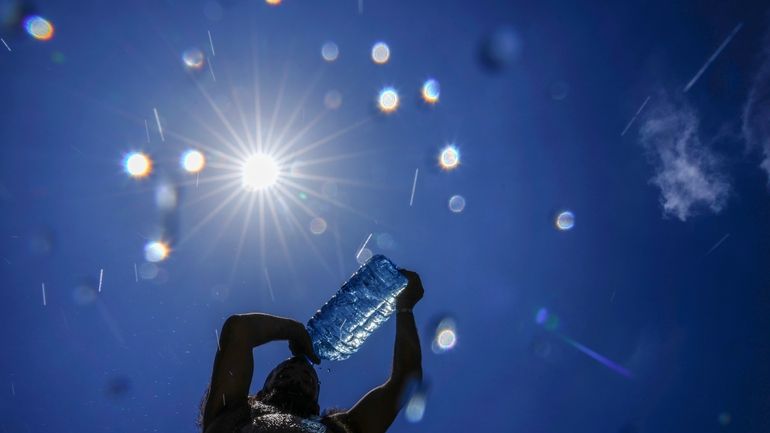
xmin=155 ymin=183 xmax=178 ymax=210
xmin=124 ymin=152 xmax=152 ymax=178
xmin=139 ymin=263 xmax=160 ymax=280
xmin=321 ymin=42 xmax=339 ymax=62
xmin=144 ymin=241 xmax=170 ymax=263
xmin=421 ymin=79 xmax=440 ymax=104
xmin=371 ymin=42 xmax=390 ymax=64
xmin=432 ymin=317 xmax=457 ymax=354
xmin=324 ymin=90 xmax=342 ymax=110
xmin=555 ymin=211 xmax=575 ymax=231
xmin=309 ymin=217 xmax=327 ymax=235
xmin=182 ymin=48 xmax=205 ymax=69
xmin=561 ymin=335 xmax=632 ymax=378
xmin=536 ymin=306 xmax=630 ymax=377
xmin=24 ymin=16 xmax=54 ymax=41
xmin=378 ymin=87 xmax=399 ymax=113
xmin=535 ymin=307 xmax=559 ymax=330
xmin=265 ymin=0 xmax=282 ymax=5
xmin=718 ymin=412 xmax=731 ymax=426
xmin=448 ymin=195 xmax=466 ymax=213
xmin=437 ymin=329 xmax=456 ymax=349
xmin=480 ymin=26 xmax=521 ymax=71
xmin=72 ymin=283 xmax=97 ymax=306
xmin=439 ymin=145 xmax=459 ymax=170
xmin=181 ymin=150 xmax=205 ymax=173
xmin=550 ymin=81 xmax=569 ymax=100
xmin=405 ymin=389 xmax=427 ymax=423
xmin=376 ymin=233 xmax=395 ymax=250
xmin=356 ymin=248 xmax=373 ymax=265
xmin=242 ymin=154 xmax=279 ymax=191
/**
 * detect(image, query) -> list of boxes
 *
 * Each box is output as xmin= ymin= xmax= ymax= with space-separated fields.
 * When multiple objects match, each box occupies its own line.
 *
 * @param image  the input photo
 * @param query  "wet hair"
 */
xmin=256 ymin=356 xmax=320 ymax=417
xmin=261 ymin=356 xmax=320 ymax=395
xmin=197 ymin=357 xmax=321 ymax=431
xmin=196 ymin=382 xmax=210 ymax=432
xmin=254 ymin=387 xmax=320 ymax=419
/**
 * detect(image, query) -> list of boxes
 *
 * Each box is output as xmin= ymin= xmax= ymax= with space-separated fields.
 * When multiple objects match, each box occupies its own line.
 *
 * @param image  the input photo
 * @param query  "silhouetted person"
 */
xmin=199 ymin=270 xmax=424 ymax=433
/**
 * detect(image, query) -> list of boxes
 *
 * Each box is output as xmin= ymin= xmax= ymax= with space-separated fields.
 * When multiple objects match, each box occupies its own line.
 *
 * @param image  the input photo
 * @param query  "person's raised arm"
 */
xmin=202 ymin=313 xmax=320 ymax=431
xmin=330 ymin=270 xmax=424 ymax=433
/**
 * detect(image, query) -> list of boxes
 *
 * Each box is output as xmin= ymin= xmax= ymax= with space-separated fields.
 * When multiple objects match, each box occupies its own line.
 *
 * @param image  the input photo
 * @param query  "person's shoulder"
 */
xmin=321 ymin=409 xmax=355 ymax=433
xmin=204 ymin=402 xmax=251 ymax=433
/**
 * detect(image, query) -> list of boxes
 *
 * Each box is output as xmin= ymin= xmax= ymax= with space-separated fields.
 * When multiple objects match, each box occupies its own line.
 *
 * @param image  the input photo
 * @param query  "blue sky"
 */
xmin=1 ymin=0 xmax=770 ymax=432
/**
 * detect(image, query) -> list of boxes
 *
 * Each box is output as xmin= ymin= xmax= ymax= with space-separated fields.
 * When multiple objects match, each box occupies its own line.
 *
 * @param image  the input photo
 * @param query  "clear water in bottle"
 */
xmin=307 ymin=254 xmax=408 ymax=361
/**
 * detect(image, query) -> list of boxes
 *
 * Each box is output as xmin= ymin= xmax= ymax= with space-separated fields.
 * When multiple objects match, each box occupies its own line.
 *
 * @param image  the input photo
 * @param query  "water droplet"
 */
xmin=321 ymin=42 xmax=339 ymax=62
xmin=448 ymin=195 xmax=466 ymax=213
xmin=371 ymin=42 xmax=390 ymax=64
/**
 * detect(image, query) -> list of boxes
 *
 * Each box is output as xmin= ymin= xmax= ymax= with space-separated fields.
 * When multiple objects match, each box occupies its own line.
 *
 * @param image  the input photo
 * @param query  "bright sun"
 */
xmin=242 ymin=154 xmax=280 ymax=191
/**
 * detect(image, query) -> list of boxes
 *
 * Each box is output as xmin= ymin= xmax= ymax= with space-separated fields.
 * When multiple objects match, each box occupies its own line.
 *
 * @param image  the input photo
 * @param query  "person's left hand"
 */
xmin=286 ymin=320 xmax=322 ymax=364
xmin=396 ymin=269 xmax=424 ymax=311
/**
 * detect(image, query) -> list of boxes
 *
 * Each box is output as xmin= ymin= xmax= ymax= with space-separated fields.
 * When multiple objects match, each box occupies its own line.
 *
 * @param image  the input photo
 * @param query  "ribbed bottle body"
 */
xmin=307 ymin=255 xmax=408 ymax=361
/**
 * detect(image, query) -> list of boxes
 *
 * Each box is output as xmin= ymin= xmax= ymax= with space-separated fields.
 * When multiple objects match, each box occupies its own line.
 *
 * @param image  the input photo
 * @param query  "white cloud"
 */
xmin=742 ymin=39 xmax=770 ymax=186
xmin=638 ymin=96 xmax=730 ymax=221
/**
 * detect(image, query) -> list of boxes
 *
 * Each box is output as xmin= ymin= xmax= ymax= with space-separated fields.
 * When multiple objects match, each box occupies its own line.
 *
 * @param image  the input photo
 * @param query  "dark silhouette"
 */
xmin=199 ymin=269 xmax=424 ymax=433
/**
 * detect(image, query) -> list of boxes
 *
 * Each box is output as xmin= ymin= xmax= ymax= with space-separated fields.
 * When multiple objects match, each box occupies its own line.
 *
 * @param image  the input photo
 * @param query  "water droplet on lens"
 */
xmin=479 ymin=25 xmax=521 ymax=71
xmin=104 ymin=376 xmax=132 ymax=399
xmin=182 ymin=47 xmax=205 ymax=70
xmin=356 ymin=248 xmax=373 ymax=265
xmin=310 ymin=217 xmax=327 ymax=235
xmin=72 ymin=280 xmax=98 ymax=306
xmin=448 ymin=195 xmax=466 ymax=213
xmin=321 ymin=41 xmax=339 ymax=62
xmin=555 ymin=211 xmax=575 ymax=231
xmin=550 ymin=81 xmax=569 ymax=100
xmin=27 ymin=227 xmax=55 ymax=257
xmin=371 ymin=42 xmax=390 ymax=64
xmin=324 ymin=90 xmax=342 ymax=110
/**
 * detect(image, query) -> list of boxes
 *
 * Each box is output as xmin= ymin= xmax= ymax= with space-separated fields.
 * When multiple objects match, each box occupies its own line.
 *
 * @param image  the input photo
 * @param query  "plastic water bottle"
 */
xmin=307 ymin=254 xmax=408 ymax=361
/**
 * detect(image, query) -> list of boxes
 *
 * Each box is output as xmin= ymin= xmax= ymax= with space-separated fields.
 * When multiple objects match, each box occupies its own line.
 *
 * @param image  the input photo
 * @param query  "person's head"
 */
xmin=255 ymin=356 xmax=320 ymax=418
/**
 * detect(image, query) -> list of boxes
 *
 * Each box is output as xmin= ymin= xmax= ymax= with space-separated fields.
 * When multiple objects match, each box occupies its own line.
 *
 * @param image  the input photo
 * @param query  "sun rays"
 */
xmin=150 ymin=56 xmax=379 ymax=283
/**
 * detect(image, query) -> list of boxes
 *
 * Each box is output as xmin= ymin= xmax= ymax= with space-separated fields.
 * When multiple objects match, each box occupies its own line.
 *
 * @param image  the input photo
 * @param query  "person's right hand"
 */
xmin=396 ymin=269 xmax=424 ymax=311
xmin=285 ymin=319 xmax=322 ymax=364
